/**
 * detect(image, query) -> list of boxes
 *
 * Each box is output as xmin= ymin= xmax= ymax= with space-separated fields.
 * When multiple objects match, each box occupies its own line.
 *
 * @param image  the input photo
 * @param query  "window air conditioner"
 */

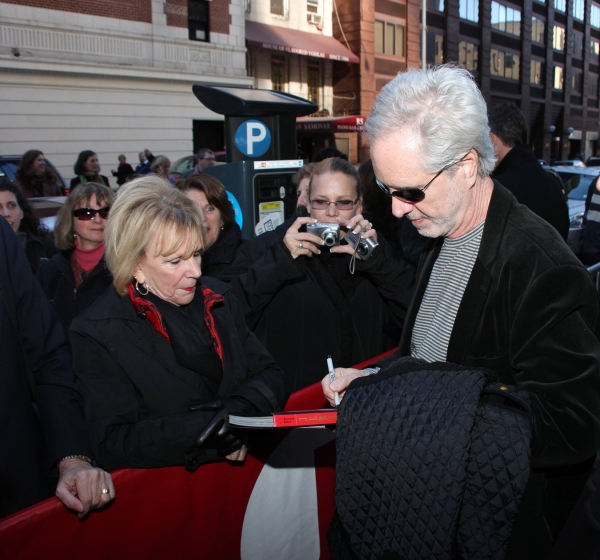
xmin=308 ymin=13 xmax=323 ymax=24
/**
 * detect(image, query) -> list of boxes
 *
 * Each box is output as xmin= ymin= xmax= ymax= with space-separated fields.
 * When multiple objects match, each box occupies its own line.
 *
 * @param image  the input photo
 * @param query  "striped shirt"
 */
xmin=410 ymin=221 xmax=485 ymax=362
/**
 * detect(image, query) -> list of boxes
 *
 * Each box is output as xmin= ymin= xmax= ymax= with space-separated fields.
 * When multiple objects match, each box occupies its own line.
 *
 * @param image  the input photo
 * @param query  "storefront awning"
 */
xmin=296 ymin=116 xmax=366 ymax=133
xmin=246 ymin=21 xmax=359 ymax=64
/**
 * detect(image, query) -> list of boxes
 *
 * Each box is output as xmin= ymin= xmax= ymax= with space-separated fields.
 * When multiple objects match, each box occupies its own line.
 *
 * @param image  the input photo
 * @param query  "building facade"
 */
xmin=333 ymin=0 xmax=600 ymax=162
xmin=0 ymin=0 xmax=251 ymax=186
xmin=244 ymin=0 xmax=360 ymax=161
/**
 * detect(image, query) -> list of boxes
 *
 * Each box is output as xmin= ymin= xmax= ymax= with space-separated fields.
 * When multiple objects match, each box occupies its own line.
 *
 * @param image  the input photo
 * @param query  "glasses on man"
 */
xmin=310 ymin=199 xmax=359 ymax=211
xmin=73 ymin=207 xmax=110 ymax=220
xmin=375 ymin=154 xmax=468 ymax=203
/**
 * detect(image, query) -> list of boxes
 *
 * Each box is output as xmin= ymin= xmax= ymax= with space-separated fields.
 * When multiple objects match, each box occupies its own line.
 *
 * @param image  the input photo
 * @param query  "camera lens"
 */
xmin=323 ymin=232 xmax=336 ymax=246
xmin=357 ymin=242 xmax=369 ymax=256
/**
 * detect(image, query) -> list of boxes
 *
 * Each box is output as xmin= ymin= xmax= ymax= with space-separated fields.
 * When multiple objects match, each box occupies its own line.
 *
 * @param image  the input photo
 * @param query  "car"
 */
xmin=552 ymin=159 xmax=586 ymax=167
xmin=552 ymin=166 xmax=600 ymax=253
xmin=585 ymin=157 xmax=600 ymax=167
xmin=170 ymin=152 xmax=227 ymax=180
xmin=0 ymin=155 xmax=68 ymax=194
xmin=28 ymin=196 xmax=67 ymax=232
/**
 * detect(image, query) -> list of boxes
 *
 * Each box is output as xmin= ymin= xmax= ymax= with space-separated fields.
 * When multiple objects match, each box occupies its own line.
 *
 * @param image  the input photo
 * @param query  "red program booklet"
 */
xmin=228 ymin=409 xmax=337 ymax=428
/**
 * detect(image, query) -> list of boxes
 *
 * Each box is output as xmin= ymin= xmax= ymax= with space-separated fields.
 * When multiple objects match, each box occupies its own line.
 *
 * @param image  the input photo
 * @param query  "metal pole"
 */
xmin=422 ymin=0 xmax=427 ymax=70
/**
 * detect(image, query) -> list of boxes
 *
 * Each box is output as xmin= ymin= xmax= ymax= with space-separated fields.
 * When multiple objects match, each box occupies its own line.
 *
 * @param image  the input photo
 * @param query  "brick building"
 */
xmin=0 ymin=0 xmax=251 ymax=186
xmin=332 ymin=0 xmax=600 ymax=163
xmin=244 ymin=0 xmax=361 ymax=161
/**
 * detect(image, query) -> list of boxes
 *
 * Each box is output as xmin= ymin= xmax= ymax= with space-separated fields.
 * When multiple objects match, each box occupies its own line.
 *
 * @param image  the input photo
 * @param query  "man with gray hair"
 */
xmin=324 ymin=65 xmax=600 ymax=557
xmin=180 ymin=148 xmax=216 ymax=179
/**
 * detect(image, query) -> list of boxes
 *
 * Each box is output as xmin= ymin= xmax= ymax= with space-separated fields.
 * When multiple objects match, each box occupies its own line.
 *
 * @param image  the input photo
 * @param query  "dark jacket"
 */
xmin=204 ymin=223 xmax=244 ymax=278
xmin=69 ymin=278 xmax=287 ymax=471
xmin=0 ymin=219 xmax=91 ymax=518
xmin=379 ymin=182 xmax=600 ymax=557
xmin=112 ymin=163 xmax=134 ymax=186
xmin=69 ymin=175 xmax=110 ymax=192
xmin=492 ymin=144 xmax=570 ymax=240
xmin=220 ymin=231 xmax=415 ymax=393
xmin=18 ymin=229 xmax=57 ymax=275
xmin=330 ymin=358 xmax=533 ymax=560
xmin=37 ymin=251 xmax=113 ymax=336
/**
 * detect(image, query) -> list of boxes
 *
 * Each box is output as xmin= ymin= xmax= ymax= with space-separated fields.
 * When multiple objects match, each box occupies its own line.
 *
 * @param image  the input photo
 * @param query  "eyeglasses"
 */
xmin=375 ymin=155 xmax=468 ymax=203
xmin=310 ymin=199 xmax=359 ymax=211
xmin=73 ymin=207 xmax=110 ymax=220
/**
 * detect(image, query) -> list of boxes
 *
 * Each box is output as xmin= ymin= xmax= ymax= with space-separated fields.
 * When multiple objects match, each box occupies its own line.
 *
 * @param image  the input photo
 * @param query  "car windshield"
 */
xmin=558 ymin=173 xmax=598 ymax=200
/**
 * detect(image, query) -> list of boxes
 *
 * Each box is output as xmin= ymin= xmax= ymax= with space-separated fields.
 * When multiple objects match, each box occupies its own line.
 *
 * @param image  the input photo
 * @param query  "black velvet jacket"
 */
xmin=393 ymin=182 xmax=600 ymax=469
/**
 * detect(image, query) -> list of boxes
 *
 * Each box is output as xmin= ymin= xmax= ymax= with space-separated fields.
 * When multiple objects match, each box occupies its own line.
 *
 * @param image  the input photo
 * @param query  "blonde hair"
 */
xmin=104 ymin=175 xmax=206 ymax=295
xmin=54 ymin=182 xmax=115 ymax=251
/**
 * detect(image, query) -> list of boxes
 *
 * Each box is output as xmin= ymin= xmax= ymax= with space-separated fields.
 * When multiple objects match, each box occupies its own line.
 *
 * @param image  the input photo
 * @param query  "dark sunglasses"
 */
xmin=73 ymin=207 xmax=110 ymax=220
xmin=375 ymin=154 xmax=468 ymax=203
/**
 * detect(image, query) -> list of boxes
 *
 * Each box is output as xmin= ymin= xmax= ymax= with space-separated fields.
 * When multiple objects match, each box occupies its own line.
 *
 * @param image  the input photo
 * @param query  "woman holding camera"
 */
xmin=69 ymin=177 xmax=286 ymax=470
xmin=221 ymin=157 xmax=415 ymax=393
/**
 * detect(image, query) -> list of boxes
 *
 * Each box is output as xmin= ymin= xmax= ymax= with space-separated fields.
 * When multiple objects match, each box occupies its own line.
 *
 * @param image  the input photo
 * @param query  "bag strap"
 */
xmin=0 ymin=279 xmax=36 ymax=398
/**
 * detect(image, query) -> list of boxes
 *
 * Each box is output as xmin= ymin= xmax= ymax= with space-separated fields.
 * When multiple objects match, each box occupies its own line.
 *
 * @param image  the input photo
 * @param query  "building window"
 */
xmin=491 ymin=48 xmax=520 ymax=80
xmin=531 ymin=17 xmax=545 ymax=44
xmin=572 ymin=72 xmax=583 ymax=93
xmin=553 ymin=25 xmax=565 ymax=51
xmin=574 ymin=32 xmax=584 ymax=58
xmin=554 ymin=0 xmax=566 ymax=12
xmin=271 ymin=55 xmax=286 ymax=91
xmin=592 ymin=4 xmax=600 ymax=28
xmin=271 ymin=0 xmax=289 ymax=18
xmin=307 ymin=60 xmax=321 ymax=105
xmin=426 ymin=32 xmax=445 ymax=64
xmin=188 ymin=0 xmax=209 ymax=42
xmin=573 ymin=0 xmax=584 ymax=20
xmin=530 ymin=59 xmax=543 ymax=84
xmin=460 ymin=0 xmax=479 ymax=22
xmin=491 ymin=2 xmax=521 ymax=37
xmin=588 ymin=74 xmax=599 ymax=97
xmin=427 ymin=0 xmax=445 ymax=12
xmin=554 ymin=66 xmax=564 ymax=89
xmin=375 ymin=20 xmax=406 ymax=56
xmin=592 ymin=40 xmax=600 ymax=63
xmin=307 ymin=0 xmax=322 ymax=23
xmin=459 ymin=40 xmax=479 ymax=72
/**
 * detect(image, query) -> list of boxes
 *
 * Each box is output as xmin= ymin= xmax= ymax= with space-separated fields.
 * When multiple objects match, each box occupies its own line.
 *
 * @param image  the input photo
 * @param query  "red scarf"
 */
xmin=74 ymin=240 xmax=105 ymax=273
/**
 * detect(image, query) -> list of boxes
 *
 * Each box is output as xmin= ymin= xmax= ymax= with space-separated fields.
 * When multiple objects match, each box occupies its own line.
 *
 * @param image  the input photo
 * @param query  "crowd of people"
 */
xmin=2 ymin=64 xmax=600 ymax=558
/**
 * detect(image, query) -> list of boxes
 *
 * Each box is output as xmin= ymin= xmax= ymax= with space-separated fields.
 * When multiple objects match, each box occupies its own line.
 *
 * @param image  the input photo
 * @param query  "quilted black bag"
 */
xmin=328 ymin=357 xmax=533 ymax=560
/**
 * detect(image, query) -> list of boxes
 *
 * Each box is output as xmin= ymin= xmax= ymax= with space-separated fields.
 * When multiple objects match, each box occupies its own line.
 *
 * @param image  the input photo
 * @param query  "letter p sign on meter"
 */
xmin=235 ymin=120 xmax=272 ymax=158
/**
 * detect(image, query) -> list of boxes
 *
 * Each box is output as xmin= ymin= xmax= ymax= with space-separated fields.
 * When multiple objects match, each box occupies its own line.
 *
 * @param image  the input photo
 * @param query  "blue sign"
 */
xmin=226 ymin=190 xmax=243 ymax=230
xmin=234 ymin=120 xmax=271 ymax=158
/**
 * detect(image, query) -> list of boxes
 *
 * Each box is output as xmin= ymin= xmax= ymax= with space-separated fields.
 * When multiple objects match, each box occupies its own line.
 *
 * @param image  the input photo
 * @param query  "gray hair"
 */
xmin=365 ymin=64 xmax=496 ymax=177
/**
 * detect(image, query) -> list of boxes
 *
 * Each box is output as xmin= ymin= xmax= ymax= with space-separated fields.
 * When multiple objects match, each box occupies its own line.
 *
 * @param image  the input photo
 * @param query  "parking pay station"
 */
xmin=192 ymin=85 xmax=318 ymax=239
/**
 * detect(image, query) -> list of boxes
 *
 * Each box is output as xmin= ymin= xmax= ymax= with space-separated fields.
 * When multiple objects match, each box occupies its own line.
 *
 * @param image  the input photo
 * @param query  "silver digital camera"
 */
xmin=306 ymin=223 xmax=340 ymax=247
xmin=345 ymin=229 xmax=379 ymax=260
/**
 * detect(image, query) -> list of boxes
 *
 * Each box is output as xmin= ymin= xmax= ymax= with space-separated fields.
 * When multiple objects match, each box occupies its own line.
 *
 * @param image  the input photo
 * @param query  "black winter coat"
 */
xmin=377 ymin=182 xmax=600 ymax=558
xmin=0 ymin=219 xmax=91 ymax=518
xmin=491 ymin=144 xmax=570 ymax=240
xmin=70 ymin=278 xmax=287 ymax=471
xmin=203 ymin=223 xmax=244 ymax=278
xmin=221 ymin=233 xmax=415 ymax=393
xmin=37 ymin=251 xmax=112 ymax=336
xmin=17 ymin=229 xmax=57 ymax=275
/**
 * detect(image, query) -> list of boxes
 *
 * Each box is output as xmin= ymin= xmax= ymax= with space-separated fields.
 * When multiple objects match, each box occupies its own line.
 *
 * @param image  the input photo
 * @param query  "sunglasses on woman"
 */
xmin=73 ymin=207 xmax=111 ymax=220
xmin=375 ymin=153 xmax=469 ymax=203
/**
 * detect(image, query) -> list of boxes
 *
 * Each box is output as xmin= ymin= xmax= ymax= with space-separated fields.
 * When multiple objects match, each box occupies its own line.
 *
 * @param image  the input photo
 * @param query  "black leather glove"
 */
xmin=191 ymin=397 xmax=256 ymax=457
